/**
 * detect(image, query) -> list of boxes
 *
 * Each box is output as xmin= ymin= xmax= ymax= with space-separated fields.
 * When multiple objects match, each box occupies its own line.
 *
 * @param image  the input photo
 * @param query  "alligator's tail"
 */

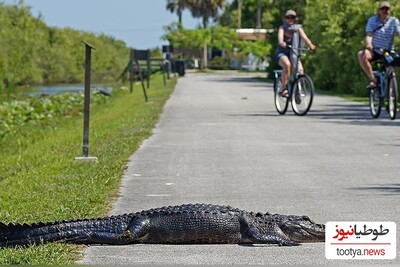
xmin=0 ymin=214 xmax=134 ymax=248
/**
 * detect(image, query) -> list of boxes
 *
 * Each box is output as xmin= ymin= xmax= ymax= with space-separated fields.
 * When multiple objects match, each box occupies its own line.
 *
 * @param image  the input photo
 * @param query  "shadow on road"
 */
xmin=348 ymin=184 xmax=400 ymax=195
xmin=208 ymin=76 xmax=271 ymax=88
xmin=210 ymin=76 xmax=265 ymax=83
xmin=308 ymin=102 xmax=400 ymax=127
xmin=209 ymin=75 xmax=400 ymax=127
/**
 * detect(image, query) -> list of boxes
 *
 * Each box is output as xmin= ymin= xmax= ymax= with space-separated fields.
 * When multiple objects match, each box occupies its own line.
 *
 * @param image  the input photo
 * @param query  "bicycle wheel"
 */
xmin=291 ymin=75 xmax=314 ymax=116
xmin=387 ymin=76 xmax=398 ymax=120
xmin=369 ymin=84 xmax=382 ymax=119
xmin=274 ymin=77 xmax=289 ymax=115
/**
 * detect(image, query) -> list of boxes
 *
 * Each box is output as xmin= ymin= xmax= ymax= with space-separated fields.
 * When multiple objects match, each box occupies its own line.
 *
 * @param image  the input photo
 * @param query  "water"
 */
xmin=25 ymin=84 xmax=113 ymax=96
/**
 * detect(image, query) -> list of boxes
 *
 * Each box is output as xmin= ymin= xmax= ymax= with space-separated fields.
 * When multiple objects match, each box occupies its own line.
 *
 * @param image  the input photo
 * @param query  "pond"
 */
xmin=25 ymin=83 xmax=113 ymax=96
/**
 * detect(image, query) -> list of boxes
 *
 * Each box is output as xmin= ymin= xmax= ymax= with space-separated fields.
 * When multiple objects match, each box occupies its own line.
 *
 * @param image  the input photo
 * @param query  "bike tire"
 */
xmin=274 ymin=77 xmax=289 ymax=115
xmin=387 ymin=76 xmax=398 ymax=120
xmin=369 ymin=76 xmax=382 ymax=118
xmin=291 ymin=75 xmax=314 ymax=116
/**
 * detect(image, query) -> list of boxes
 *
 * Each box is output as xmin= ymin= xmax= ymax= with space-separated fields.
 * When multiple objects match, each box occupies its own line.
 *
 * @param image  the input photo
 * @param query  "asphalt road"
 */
xmin=79 ymin=71 xmax=400 ymax=265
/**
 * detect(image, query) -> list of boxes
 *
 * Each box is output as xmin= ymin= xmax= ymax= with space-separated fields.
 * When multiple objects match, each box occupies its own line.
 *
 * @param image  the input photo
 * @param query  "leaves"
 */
xmin=303 ymin=0 xmax=376 ymax=94
xmin=0 ymin=92 xmax=107 ymax=139
xmin=0 ymin=2 xmax=130 ymax=96
xmin=164 ymin=23 xmax=271 ymax=59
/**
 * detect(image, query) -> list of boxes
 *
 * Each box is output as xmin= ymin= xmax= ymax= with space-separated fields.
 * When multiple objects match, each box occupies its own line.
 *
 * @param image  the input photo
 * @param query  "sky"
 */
xmin=3 ymin=0 xmax=203 ymax=49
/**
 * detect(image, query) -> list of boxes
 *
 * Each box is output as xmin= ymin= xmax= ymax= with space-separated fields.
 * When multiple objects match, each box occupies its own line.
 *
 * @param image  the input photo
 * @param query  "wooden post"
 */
xmin=75 ymin=41 xmax=97 ymax=162
xmin=146 ymin=49 xmax=150 ymax=89
xmin=130 ymin=49 xmax=134 ymax=93
xmin=135 ymin=59 xmax=148 ymax=102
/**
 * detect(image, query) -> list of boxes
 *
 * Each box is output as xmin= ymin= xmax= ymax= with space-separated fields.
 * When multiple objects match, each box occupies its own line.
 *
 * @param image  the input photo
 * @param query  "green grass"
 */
xmin=316 ymin=88 xmax=369 ymax=104
xmin=0 ymin=73 xmax=176 ymax=264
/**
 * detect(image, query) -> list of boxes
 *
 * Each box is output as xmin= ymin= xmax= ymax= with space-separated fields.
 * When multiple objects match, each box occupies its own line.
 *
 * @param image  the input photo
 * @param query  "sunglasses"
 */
xmin=380 ymin=7 xmax=390 ymax=11
xmin=285 ymin=16 xmax=296 ymax=19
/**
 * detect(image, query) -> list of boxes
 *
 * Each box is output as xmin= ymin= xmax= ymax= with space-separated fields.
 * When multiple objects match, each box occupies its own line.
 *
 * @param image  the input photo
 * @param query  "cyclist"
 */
xmin=275 ymin=9 xmax=316 ymax=98
xmin=357 ymin=1 xmax=400 ymax=90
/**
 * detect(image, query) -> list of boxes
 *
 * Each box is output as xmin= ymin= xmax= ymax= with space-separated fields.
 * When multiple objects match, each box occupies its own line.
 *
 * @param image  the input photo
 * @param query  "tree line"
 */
xmin=0 ymin=2 xmax=130 ymax=95
xmin=3 ymin=0 xmax=400 ymax=97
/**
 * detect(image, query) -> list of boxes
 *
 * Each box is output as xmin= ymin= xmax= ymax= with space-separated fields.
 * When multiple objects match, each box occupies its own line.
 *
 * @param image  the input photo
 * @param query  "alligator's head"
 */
xmin=278 ymin=215 xmax=325 ymax=243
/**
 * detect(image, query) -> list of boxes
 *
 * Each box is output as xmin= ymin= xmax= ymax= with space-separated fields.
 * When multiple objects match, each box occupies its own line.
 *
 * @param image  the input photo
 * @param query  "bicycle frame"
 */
xmin=373 ymin=65 xmax=395 ymax=98
xmin=369 ymin=50 xmax=399 ymax=120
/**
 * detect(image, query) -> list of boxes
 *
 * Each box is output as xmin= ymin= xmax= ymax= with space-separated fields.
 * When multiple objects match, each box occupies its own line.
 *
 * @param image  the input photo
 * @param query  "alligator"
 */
xmin=0 ymin=203 xmax=325 ymax=248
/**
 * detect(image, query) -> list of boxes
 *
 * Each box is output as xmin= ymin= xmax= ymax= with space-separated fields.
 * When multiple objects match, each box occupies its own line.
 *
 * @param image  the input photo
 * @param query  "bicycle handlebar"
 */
xmin=287 ymin=45 xmax=311 ymax=57
xmin=287 ymin=45 xmax=310 ymax=51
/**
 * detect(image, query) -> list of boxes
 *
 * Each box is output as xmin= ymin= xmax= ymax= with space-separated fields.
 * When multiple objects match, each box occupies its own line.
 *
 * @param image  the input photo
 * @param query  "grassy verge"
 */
xmin=316 ymin=89 xmax=369 ymax=104
xmin=0 ymin=73 xmax=176 ymax=264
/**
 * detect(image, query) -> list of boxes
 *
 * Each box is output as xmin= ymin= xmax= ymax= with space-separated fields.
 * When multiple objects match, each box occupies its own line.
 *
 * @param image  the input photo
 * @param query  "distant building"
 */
xmin=235 ymin=28 xmax=273 ymax=41
xmin=232 ymin=28 xmax=273 ymax=71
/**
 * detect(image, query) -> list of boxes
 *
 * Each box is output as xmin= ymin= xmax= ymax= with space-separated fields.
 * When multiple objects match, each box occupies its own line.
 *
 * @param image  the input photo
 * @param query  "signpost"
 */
xmin=75 ymin=41 xmax=98 ymax=162
xmin=133 ymin=49 xmax=151 ymax=89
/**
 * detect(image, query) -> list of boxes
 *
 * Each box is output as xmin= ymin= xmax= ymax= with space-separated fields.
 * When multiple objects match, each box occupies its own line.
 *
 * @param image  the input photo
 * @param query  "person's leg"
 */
xmin=357 ymin=49 xmax=376 ymax=88
xmin=293 ymin=60 xmax=304 ymax=75
xmin=278 ymin=55 xmax=291 ymax=97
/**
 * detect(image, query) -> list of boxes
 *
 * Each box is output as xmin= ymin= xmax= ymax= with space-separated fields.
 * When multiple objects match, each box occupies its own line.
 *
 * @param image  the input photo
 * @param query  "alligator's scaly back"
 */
xmin=0 ymin=204 xmax=325 ymax=248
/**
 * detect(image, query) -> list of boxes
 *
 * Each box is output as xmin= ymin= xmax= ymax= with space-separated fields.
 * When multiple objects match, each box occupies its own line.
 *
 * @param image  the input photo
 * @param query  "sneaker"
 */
xmin=366 ymin=80 xmax=377 ymax=90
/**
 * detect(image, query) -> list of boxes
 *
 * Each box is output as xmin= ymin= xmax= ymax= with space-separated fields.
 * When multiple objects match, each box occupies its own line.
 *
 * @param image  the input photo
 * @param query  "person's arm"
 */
xmin=395 ymin=18 xmax=400 ymax=36
xmin=298 ymin=27 xmax=316 ymax=50
xmin=365 ymin=16 xmax=374 ymax=50
xmin=277 ymin=27 xmax=286 ymax=48
xmin=365 ymin=34 xmax=373 ymax=51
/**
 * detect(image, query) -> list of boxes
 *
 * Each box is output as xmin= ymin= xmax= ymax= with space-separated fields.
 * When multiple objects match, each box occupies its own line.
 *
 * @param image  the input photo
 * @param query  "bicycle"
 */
xmin=369 ymin=49 xmax=399 ymax=120
xmin=273 ymin=46 xmax=314 ymax=116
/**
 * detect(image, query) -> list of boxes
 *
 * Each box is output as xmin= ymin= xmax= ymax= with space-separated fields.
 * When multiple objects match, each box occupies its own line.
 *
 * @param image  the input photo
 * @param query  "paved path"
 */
xmin=79 ymin=72 xmax=400 ymax=265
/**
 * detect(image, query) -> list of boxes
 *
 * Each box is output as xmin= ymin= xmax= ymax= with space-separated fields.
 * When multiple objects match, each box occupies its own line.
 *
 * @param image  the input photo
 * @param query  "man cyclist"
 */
xmin=357 ymin=1 xmax=400 ymax=90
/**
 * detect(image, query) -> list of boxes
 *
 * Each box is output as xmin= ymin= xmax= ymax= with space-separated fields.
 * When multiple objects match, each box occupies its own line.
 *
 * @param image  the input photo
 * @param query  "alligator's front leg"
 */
xmin=239 ymin=217 xmax=299 ymax=246
xmin=245 ymin=226 xmax=299 ymax=246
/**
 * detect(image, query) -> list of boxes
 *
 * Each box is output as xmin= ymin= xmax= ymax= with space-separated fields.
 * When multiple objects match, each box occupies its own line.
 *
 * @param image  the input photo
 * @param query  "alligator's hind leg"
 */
xmin=117 ymin=216 xmax=150 ymax=243
xmin=67 ymin=216 xmax=150 ymax=245
xmin=245 ymin=224 xmax=299 ymax=246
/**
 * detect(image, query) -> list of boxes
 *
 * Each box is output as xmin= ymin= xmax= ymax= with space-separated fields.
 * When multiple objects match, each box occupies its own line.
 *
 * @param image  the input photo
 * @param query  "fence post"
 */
xmin=135 ymin=59 xmax=148 ymax=102
xmin=75 ymin=41 xmax=97 ymax=162
xmin=161 ymin=61 xmax=166 ymax=87
xmin=129 ymin=49 xmax=134 ymax=93
xmin=146 ymin=49 xmax=150 ymax=89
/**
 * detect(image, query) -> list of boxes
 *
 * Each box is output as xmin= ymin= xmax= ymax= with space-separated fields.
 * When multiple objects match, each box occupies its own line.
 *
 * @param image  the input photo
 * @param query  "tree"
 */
xmin=183 ymin=0 xmax=227 ymax=68
xmin=220 ymin=0 xmax=306 ymax=30
xmin=219 ymin=0 xmax=306 ymax=72
xmin=0 ymin=1 xmax=131 ymax=98
xmin=164 ymin=23 xmax=271 ymax=69
xmin=166 ymin=0 xmax=190 ymax=25
xmin=188 ymin=0 xmax=226 ymax=29
xmin=303 ymin=0 xmax=376 ymax=94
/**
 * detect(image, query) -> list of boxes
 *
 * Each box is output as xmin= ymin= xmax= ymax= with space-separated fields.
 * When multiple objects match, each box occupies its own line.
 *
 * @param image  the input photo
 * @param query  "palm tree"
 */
xmin=166 ymin=0 xmax=189 ymax=25
xmin=188 ymin=0 xmax=226 ymax=29
xmin=187 ymin=0 xmax=226 ymax=69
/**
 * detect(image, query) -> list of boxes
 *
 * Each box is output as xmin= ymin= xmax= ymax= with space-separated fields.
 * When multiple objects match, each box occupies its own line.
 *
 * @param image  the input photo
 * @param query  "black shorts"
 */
xmin=371 ymin=50 xmax=384 ymax=62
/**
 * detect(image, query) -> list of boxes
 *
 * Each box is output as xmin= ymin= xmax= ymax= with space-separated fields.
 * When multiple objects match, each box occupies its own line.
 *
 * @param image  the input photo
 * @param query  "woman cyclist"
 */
xmin=275 ymin=10 xmax=316 ymax=98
